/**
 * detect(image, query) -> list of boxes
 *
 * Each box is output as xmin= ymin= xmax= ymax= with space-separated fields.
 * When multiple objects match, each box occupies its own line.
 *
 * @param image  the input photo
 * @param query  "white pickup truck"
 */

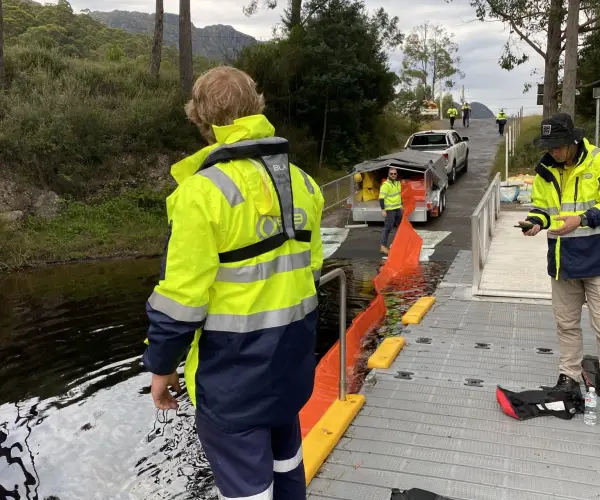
xmin=405 ymin=129 xmax=469 ymax=185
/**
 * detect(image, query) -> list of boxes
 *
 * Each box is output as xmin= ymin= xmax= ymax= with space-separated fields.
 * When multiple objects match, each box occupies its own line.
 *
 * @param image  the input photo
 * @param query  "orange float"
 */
xmin=299 ymin=182 xmax=423 ymax=436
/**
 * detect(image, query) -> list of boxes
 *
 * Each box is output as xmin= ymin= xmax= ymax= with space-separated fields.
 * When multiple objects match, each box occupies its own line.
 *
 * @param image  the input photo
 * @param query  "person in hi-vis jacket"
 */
xmin=379 ymin=167 xmax=403 ymax=255
xmin=142 ymin=66 xmax=324 ymax=500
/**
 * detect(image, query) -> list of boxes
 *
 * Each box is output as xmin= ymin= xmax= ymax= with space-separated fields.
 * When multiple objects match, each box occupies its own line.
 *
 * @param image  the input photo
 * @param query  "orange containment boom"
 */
xmin=299 ymin=182 xmax=423 ymax=438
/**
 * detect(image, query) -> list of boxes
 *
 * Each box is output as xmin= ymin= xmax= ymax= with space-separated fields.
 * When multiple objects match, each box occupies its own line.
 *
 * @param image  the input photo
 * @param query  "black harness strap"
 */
xmin=219 ymin=230 xmax=312 ymax=264
xmin=197 ymin=138 xmax=313 ymax=263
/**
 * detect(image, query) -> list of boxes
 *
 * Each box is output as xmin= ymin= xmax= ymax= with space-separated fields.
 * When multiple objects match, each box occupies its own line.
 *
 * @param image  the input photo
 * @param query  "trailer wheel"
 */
xmin=439 ymin=190 xmax=446 ymax=215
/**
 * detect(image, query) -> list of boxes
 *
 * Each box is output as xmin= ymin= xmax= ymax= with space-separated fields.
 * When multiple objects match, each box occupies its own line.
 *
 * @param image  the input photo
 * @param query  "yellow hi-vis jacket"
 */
xmin=526 ymin=138 xmax=600 ymax=280
xmin=379 ymin=178 xmax=403 ymax=210
xmin=447 ymin=107 xmax=458 ymax=118
xmin=497 ymin=112 xmax=507 ymax=121
xmin=142 ymin=114 xmax=324 ymax=432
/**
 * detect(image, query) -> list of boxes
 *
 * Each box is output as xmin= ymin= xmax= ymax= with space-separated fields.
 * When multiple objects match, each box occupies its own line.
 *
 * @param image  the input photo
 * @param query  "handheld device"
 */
xmin=514 ymin=221 xmax=534 ymax=232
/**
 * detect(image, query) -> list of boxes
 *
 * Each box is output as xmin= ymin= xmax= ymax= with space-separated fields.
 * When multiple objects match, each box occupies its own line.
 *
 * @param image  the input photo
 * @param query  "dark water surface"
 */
xmin=0 ymin=257 xmax=448 ymax=499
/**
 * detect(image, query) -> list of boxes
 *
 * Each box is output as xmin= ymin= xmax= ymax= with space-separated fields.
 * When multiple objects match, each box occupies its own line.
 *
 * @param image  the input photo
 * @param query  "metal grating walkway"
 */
xmin=308 ymin=250 xmax=600 ymax=500
xmin=477 ymin=210 xmax=551 ymax=299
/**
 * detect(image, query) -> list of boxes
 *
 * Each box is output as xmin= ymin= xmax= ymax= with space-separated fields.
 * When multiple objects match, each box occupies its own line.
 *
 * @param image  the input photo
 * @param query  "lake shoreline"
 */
xmin=0 ymin=250 xmax=163 ymax=274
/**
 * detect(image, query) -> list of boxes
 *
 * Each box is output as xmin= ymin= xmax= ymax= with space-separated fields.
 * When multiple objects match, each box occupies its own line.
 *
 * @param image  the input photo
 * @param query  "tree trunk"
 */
xmin=319 ymin=92 xmax=328 ymax=168
xmin=150 ymin=0 xmax=164 ymax=78
xmin=179 ymin=0 xmax=194 ymax=98
xmin=0 ymin=0 xmax=5 ymax=88
xmin=543 ymin=0 xmax=563 ymax=118
xmin=561 ymin=0 xmax=580 ymax=117
xmin=290 ymin=0 xmax=302 ymax=29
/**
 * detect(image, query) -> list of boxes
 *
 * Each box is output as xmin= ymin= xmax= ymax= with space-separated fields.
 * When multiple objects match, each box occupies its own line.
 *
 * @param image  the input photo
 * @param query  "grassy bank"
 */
xmin=490 ymin=115 xmax=542 ymax=180
xmin=0 ymin=190 xmax=169 ymax=271
xmin=0 ymin=165 xmax=349 ymax=272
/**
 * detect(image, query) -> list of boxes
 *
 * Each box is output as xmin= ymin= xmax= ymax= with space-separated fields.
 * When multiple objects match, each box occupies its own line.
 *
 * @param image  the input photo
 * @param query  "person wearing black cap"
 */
xmin=518 ymin=113 xmax=600 ymax=396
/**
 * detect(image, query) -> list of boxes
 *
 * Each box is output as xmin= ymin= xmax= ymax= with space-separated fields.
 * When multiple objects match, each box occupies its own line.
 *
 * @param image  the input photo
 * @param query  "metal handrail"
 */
xmin=471 ymin=173 xmax=501 ymax=294
xmin=319 ymin=268 xmax=348 ymax=401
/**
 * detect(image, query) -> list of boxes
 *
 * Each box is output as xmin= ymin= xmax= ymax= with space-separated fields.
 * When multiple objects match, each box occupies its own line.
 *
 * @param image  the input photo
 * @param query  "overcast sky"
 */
xmin=56 ymin=0 xmax=544 ymax=115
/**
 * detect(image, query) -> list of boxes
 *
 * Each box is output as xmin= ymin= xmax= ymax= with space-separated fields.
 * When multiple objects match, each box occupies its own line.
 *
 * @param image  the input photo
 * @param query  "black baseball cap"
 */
xmin=534 ymin=113 xmax=584 ymax=149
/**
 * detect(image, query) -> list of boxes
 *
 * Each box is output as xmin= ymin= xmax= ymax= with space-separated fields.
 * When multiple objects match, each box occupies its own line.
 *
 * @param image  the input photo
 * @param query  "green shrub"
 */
xmin=0 ymin=45 xmax=200 ymax=197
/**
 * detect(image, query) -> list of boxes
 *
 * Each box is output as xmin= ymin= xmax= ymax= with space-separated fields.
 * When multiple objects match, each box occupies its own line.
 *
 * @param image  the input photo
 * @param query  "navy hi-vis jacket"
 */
xmin=526 ymin=139 xmax=600 ymax=280
xmin=142 ymin=115 xmax=324 ymax=432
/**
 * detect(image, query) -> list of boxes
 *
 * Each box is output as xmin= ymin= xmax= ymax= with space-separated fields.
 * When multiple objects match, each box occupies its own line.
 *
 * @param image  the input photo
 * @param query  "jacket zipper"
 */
xmin=574 ymin=177 xmax=579 ymax=204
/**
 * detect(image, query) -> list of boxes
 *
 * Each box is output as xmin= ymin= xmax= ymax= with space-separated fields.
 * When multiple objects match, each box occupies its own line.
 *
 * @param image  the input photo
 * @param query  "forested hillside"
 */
xmin=0 ymin=0 xmax=412 ymax=269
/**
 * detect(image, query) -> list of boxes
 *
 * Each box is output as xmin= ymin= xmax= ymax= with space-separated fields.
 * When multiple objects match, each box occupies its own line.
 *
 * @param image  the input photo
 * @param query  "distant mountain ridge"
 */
xmin=468 ymin=101 xmax=495 ymax=119
xmin=90 ymin=10 xmax=257 ymax=62
xmin=447 ymin=101 xmax=495 ymax=119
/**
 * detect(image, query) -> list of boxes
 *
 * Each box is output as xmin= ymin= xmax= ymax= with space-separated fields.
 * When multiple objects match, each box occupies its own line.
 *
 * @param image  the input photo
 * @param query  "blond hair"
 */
xmin=185 ymin=66 xmax=265 ymax=143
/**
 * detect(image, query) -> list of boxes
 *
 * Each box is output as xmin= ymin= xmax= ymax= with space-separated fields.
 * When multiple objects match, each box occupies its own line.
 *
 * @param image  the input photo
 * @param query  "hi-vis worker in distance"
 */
xmin=142 ymin=66 xmax=324 ymax=500
xmin=447 ymin=105 xmax=458 ymax=129
xmin=520 ymin=113 xmax=600 ymax=397
xmin=496 ymin=108 xmax=508 ymax=136
xmin=461 ymin=102 xmax=471 ymax=128
xmin=379 ymin=167 xmax=403 ymax=255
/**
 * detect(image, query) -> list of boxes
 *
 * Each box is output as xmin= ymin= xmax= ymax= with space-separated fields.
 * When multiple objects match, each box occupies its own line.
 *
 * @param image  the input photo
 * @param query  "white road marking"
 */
xmin=416 ymin=230 xmax=452 ymax=249
xmin=319 ymin=227 xmax=451 ymax=261
xmin=320 ymin=227 xmax=350 ymax=259
xmin=416 ymin=230 xmax=451 ymax=262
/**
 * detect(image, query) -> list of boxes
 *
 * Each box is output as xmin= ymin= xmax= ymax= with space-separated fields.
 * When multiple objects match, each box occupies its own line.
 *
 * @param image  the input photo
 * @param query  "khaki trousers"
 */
xmin=551 ymin=276 xmax=600 ymax=380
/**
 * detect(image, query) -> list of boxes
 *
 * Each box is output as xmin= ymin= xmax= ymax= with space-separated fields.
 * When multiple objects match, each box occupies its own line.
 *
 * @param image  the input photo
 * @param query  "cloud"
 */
xmin=55 ymin=0 xmax=544 ymax=114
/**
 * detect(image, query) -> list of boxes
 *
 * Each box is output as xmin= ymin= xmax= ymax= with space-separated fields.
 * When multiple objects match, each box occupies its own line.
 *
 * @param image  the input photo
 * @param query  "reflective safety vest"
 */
xmin=448 ymin=107 xmax=458 ymax=118
xmin=379 ymin=179 xmax=403 ymax=210
xmin=526 ymin=139 xmax=600 ymax=279
xmin=462 ymin=104 xmax=471 ymax=114
xmin=142 ymin=115 xmax=324 ymax=432
xmin=497 ymin=112 xmax=507 ymax=121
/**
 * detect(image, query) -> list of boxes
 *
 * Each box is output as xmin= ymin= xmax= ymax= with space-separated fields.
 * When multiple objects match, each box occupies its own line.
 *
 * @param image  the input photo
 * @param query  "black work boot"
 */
xmin=552 ymin=374 xmax=582 ymax=398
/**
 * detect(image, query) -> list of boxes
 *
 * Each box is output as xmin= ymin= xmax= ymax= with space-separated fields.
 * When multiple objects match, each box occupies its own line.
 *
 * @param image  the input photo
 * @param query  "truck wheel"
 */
xmin=439 ymin=190 xmax=446 ymax=215
xmin=449 ymin=162 xmax=457 ymax=185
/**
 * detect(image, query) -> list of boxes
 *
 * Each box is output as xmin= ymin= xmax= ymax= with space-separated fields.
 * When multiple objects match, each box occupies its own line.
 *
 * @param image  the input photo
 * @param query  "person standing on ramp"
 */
xmin=379 ymin=167 xmax=403 ymax=255
xmin=520 ymin=113 xmax=600 ymax=396
xmin=461 ymin=102 xmax=471 ymax=127
xmin=496 ymin=108 xmax=508 ymax=136
xmin=142 ymin=66 xmax=324 ymax=500
xmin=447 ymin=105 xmax=458 ymax=129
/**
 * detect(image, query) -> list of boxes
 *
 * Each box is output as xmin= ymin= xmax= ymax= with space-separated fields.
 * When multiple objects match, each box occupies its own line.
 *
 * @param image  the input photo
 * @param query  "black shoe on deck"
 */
xmin=552 ymin=374 xmax=582 ymax=397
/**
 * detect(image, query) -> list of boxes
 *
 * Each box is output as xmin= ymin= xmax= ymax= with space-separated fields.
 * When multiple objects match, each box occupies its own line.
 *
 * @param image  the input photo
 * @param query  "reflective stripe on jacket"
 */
xmin=526 ymin=138 xmax=600 ymax=279
xmin=379 ymin=179 xmax=403 ymax=210
xmin=142 ymin=114 xmax=324 ymax=432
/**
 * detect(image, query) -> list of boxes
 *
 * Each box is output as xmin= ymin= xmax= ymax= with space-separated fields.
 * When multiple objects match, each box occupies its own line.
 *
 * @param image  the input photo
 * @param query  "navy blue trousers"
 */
xmin=381 ymin=208 xmax=403 ymax=246
xmin=196 ymin=412 xmax=305 ymax=499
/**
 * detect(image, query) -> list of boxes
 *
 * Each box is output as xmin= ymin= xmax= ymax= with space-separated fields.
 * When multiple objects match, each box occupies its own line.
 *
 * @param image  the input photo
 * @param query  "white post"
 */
xmin=512 ymin=119 xmax=516 ymax=152
xmin=505 ymin=129 xmax=509 ymax=181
